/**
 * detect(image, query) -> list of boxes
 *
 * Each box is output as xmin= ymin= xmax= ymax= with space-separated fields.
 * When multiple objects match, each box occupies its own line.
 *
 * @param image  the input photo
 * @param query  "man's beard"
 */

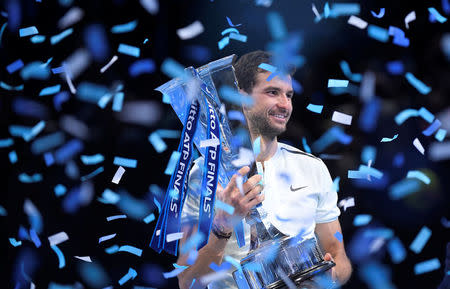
xmin=247 ymin=111 xmax=287 ymax=138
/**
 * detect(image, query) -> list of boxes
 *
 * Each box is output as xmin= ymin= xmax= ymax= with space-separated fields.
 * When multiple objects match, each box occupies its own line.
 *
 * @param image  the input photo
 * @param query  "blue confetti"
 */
xmin=118 ymin=43 xmax=140 ymax=57
xmin=79 ymin=262 xmax=110 ymax=288
xmin=302 ymin=137 xmax=311 ymax=153
xmin=405 ymin=72 xmax=431 ymax=95
xmin=99 ymin=233 xmax=117 ymax=243
xmin=228 ymin=110 xmax=246 ymax=123
xmin=395 ymin=108 xmax=419 ymax=125
xmin=428 ymin=7 xmax=447 ymax=23
xmin=18 ymin=173 xmax=43 ymax=183
xmin=118 ymin=245 xmax=143 ymax=256
xmin=334 ymin=231 xmax=343 ymax=242
xmin=386 ymin=60 xmax=404 ymax=75
xmin=114 ymin=156 xmax=137 ymax=168
xmin=30 ymin=35 xmax=46 ymax=43
xmin=353 ymin=214 xmax=372 ymax=226
xmin=311 ymin=126 xmax=353 ymax=152
xmin=8 ymin=151 xmax=17 ymax=164
xmin=226 ymin=16 xmax=241 ymax=27
xmin=23 ymin=120 xmax=46 ymax=142
xmin=0 ymin=205 xmax=7 ymax=216
xmin=164 ymin=151 xmax=181 ymax=175
xmin=129 ymin=59 xmax=155 ymax=77
xmin=143 ymin=213 xmax=155 ymax=224
xmin=327 ymin=79 xmax=349 ymax=87
xmin=107 ymin=214 xmax=127 ymax=221
xmin=112 ymin=92 xmax=124 ymax=112
xmin=7 ymin=59 xmax=24 ymax=74
xmin=409 ymin=226 xmax=432 ymax=254
xmin=215 ymin=200 xmax=235 ymax=215
xmin=209 ymin=261 xmax=232 ymax=272
xmin=0 ymin=138 xmax=14 ymax=147
xmin=414 ymin=258 xmax=441 ymax=275
xmin=187 ymin=250 xmax=199 ymax=265
xmin=219 ymin=86 xmax=254 ymax=106
xmin=51 ymin=67 xmax=65 ymax=74
xmin=359 ymin=262 xmax=396 ymax=289
xmin=388 ymin=179 xmax=421 ymax=200
xmin=118 ymin=268 xmax=137 ymax=285
xmin=31 ymin=131 xmax=65 ymax=155
xmin=229 ymin=33 xmax=247 ymax=43
xmin=20 ymin=61 xmax=51 ymax=80
xmin=105 ymin=245 xmax=119 ymax=254
xmin=51 ymin=245 xmax=66 ymax=268
xmin=387 ymin=237 xmax=406 ymax=264
xmin=422 ymin=119 xmax=441 ymax=136
xmin=306 ymin=103 xmax=323 ymax=114
xmin=332 ymin=177 xmax=340 ymax=192
xmin=252 ymin=136 xmax=261 ymax=157
xmin=339 ymin=60 xmax=362 ymax=82
xmin=218 ymin=36 xmax=230 ymax=50
xmin=9 ymin=238 xmax=22 ymax=247
xmin=258 ymin=62 xmax=277 ymax=73
xmin=266 ymin=11 xmax=287 ymax=40
xmin=161 ymin=58 xmax=185 ymax=78
xmin=361 ymin=146 xmax=376 ymax=164
xmin=435 ymin=129 xmax=447 ymax=141
xmin=54 ymin=139 xmax=84 ymax=164
xmin=39 ymin=84 xmax=61 ymax=96
xmin=54 ymin=91 xmax=70 ymax=111
xmin=181 ymin=232 xmax=205 ymax=254
xmin=0 ymin=81 xmax=24 ymax=91
xmin=323 ymin=2 xmax=330 ymax=18
xmin=163 ymin=267 xmax=186 ymax=279
xmin=98 ymin=189 xmax=120 ymax=204
xmin=371 ymin=8 xmax=385 ymax=18
xmin=148 ymin=132 xmax=167 ymax=153
xmin=80 ymin=166 xmax=104 ymax=182
xmin=44 ymin=152 xmax=55 ymax=166
xmin=19 ymin=26 xmax=39 ymax=37
xmin=84 ymin=24 xmax=110 ymax=62
xmin=329 ymin=3 xmax=360 ymax=17
xmin=418 ymin=107 xmax=435 ymax=123
xmin=406 ymin=170 xmax=431 ymax=185
xmin=153 ymin=197 xmax=161 ymax=213
xmin=111 ymin=20 xmax=138 ymax=34
xmin=367 ymin=24 xmax=389 ymax=42
xmin=381 ymin=134 xmax=398 ymax=142
xmin=54 ymin=184 xmax=67 ymax=197
xmin=50 ymin=28 xmax=73 ymax=45
xmin=389 ymin=26 xmax=410 ymax=47
xmin=81 ymin=154 xmax=104 ymax=165
xmin=29 ymin=229 xmax=42 ymax=248
xmin=173 ymin=263 xmax=189 ymax=269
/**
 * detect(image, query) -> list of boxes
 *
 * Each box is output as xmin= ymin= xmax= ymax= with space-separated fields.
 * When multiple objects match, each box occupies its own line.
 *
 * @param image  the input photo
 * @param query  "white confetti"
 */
xmin=405 ymin=11 xmax=416 ymax=29
xmin=140 ymin=0 xmax=159 ymax=15
xmin=176 ymin=21 xmax=204 ymax=40
xmin=338 ymin=197 xmax=355 ymax=211
xmin=58 ymin=7 xmax=84 ymax=30
xmin=112 ymin=166 xmax=126 ymax=184
xmin=348 ymin=15 xmax=368 ymax=29
xmin=48 ymin=231 xmax=69 ymax=246
xmin=100 ymin=55 xmax=118 ymax=73
xmin=74 ymin=256 xmax=92 ymax=262
xmin=166 ymin=232 xmax=184 ymax=243
xmin=413 ymin=138 xmax=425 ymax=155
xmin=199 ymin=138 xmax=220 ymax=148
xmin=332 ymin=111 xmax=353 ymax=125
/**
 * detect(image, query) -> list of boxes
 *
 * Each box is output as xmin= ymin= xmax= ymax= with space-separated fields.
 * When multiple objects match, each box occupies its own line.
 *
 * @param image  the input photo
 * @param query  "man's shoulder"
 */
xmin=278 ymin=142 xmax=322 ymax=163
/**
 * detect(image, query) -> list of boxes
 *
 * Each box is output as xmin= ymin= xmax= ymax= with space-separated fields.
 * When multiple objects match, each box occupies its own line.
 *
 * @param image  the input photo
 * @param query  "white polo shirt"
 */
xmin=181 ymin=142 xmax=341 ymax=289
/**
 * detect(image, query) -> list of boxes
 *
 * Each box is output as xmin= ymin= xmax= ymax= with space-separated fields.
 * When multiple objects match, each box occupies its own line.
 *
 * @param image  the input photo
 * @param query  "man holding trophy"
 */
xmin=152 ymin=50 xmax=352 ymax=289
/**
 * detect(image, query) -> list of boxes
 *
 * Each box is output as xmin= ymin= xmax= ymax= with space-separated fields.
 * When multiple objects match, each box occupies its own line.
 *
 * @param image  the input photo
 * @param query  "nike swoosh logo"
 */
xmin=290 ymin=185 xmax=308 ymax=192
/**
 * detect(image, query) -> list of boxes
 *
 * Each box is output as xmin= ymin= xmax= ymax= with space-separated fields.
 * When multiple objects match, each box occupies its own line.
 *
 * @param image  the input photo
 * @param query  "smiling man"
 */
xmin=177 ymin=51 xmax=352 ymax=289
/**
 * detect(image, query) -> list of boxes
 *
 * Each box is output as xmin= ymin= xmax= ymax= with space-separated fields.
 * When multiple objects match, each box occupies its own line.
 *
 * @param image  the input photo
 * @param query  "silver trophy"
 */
xmin=157 ymin=55 xmax=334 ymax=288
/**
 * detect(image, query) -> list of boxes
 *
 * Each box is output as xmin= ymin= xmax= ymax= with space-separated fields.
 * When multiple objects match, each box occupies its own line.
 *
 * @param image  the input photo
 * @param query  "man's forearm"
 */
xmin=177 ymin=232 xmax=229 ymax=289
xmin=333 ymin=253 xmax=352 ymax=285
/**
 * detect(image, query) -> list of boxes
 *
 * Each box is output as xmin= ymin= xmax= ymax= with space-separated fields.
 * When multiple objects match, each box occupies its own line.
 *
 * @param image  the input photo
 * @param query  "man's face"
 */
xmin=243 ymin=71 xmax=294 ymax=138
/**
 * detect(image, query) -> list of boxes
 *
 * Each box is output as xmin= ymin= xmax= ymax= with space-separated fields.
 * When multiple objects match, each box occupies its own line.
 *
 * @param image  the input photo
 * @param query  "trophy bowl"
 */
xmin=232 ymin=237 xmax=335 ymax=289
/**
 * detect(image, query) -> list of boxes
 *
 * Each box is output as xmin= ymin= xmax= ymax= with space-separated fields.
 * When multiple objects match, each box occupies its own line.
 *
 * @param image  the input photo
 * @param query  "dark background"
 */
xmin=1 ymin=0 xmax=449 ymax=288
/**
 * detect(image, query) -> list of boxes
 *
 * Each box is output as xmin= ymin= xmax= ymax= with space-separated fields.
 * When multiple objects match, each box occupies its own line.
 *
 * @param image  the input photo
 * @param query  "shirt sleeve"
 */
xmin=181 ymin=158 xmax=203 ymax=226
xmin=315 ymin=159 xmax=341 ymax=223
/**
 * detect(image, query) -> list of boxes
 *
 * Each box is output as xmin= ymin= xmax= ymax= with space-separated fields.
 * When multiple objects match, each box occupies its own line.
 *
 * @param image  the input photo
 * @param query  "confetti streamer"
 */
xmin=371 ymin=8 xmax=385 ymax=18
xmin=51 ymin=245 xmax=66 ymax=268
xmin=107 ymin=214 xmax=127 ymax=221
xmin=215 ymin=200 xmax=235 ymax=215
xmin=163 ymin=267 xmax=186 ymax=279
xmin=80 ymin=166 xmax=104 ymax=182
xmin=331 ymin=111 xmax=352 ymax=125
xmin=48 ymin=232 xmax=69 ymax=246
xmin=100 ymin=55 xmax=118 ymax=73
xmin=143 ymin=213 xmax=155 ymax=224
xmin=118 ymin=245 xmax=143 ymax=256
xmin=30 ymin=229 xmax=42 ymax=247
xmin=7 ymin=59 xmax=24 ymax=74
xmin=176 ymin=21 xmax=204 ymax=40
xmin=327 ymin=79 xmax=349 ymax=87
xmin=405 ymin=73 xmax=431 ymax=95
xmin=118 ymin=268 xmax=137 ymax=285
xmin=414 ymin=258 xmax=440 ymax=275
xmin=111 ymin=20 xmax=138 ymax=34
xmin=112 ymin=166 xmax=126 ymax=184
xmin=19 ymin=26 xmax=39 ymax=37
xmin=387 ymin=237 xmax=406 ymax=264
xmin=413 ymin=138 xmax=425 ymax=155
xmin=380 ymin=134 xmax=398 ymax=142
xmin=226 ymin=16 xmax=242 ymax=27
xmin=347 ymin=15 xmax=368 ymax=29
xmin=50 ymin=28 xmax=73 ymax=45
xmin=306 ymin=103 xmax=323 ymax=114
xmin=353 ymin=214 xmax=372 ymax=226
xmin=74 ymin=256 xmax=92 ymax=262
xmin=113 ymin=157 xmax=137 ymax=168
xmin=99 ymin=233 xmax=116 ymax=243
xmin=406 ymin=170 xmax=430 ymax=185
xmin=166 ymin=232 xmax=184 ymax=243
xmin=117 ymin=43 xmax=140 ymax=58
xmin=405 ymin=11 xmax=416 ymax=29
xmin=428 ymin=7 xmax=447 ymax=23
xmin=9 ymin=238 xmax=22 ymax=247
xmin=409 ymin=226 xmax=432 ymax=254
xmin=367 ymin=25 xmax=389 ymax=42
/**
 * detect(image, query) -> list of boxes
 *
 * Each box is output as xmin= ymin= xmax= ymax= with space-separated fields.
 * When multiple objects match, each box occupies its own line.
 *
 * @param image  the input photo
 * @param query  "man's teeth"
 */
xmin=271 ymin=114 xmax=286 ymax=119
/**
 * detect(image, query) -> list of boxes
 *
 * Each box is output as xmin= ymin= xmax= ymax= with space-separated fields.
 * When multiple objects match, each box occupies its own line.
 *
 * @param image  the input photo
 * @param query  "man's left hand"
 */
xmin=324 ymin=252 xmax=337 ymax=281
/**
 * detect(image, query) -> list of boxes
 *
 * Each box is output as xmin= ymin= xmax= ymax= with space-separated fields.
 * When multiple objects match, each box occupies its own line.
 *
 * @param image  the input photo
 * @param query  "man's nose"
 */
xmin=278 ymin=94 xmax=290 ymax=108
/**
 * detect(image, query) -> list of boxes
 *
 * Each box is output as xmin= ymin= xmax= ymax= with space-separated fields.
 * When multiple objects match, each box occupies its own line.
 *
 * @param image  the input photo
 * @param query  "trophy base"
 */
xmin=266 ymin=260 xmax=335 ymax=289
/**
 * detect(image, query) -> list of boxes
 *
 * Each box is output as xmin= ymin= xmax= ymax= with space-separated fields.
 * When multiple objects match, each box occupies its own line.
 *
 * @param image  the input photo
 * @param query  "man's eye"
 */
xmin=267 ymin=90 xmax=277 ymax=95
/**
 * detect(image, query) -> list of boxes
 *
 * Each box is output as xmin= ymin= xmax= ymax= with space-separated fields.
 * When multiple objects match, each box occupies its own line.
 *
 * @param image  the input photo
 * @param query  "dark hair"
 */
xmin=233 ymin=50 xmax=296 ymax=94
xmin=233 ymin=50 xmax=272 ymax=94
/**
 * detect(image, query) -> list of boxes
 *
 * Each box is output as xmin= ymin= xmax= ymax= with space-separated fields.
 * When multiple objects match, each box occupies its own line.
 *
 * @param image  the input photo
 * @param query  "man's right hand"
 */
xmin=213 ymin=166 xmax=265 ymax=233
